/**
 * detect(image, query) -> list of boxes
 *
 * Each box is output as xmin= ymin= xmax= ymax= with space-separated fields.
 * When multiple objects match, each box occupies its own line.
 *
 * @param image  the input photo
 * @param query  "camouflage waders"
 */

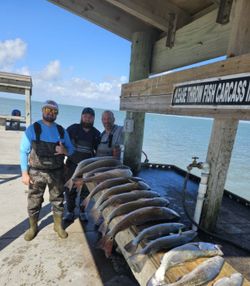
xmin=28 ymin=168 xmax=65 ymax=218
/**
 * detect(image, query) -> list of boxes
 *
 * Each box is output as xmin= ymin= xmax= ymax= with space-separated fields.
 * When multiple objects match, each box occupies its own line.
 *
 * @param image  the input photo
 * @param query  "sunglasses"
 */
xmin=43 ymin=107 xmax=58 ymax=115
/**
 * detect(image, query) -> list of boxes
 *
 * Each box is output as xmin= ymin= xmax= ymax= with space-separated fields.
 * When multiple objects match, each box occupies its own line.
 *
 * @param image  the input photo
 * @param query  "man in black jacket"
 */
xmin=64 ymin=107 xmax=100 ymax=221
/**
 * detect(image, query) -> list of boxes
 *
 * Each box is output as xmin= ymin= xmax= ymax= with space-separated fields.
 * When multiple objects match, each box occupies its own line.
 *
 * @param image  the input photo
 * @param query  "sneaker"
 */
xmin=63 ymin=212 xmax=74 ymax=222
xmin=79 ymin=212 xmax=88 ymax=221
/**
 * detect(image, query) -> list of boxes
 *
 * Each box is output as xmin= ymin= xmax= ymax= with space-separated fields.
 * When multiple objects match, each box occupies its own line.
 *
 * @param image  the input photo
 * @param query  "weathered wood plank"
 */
xmin=105 ymin=0 xmax=191 ymax=31
xmin=48 ymin=0 xmax=152 ymax=41
xmin=0 ymin=71 xmax=32 ymax=95
xmin=120 ymin=95 xmax=250 ymax=119
xmin=201 ymin=119 xmax=238 ymax=230
xmin=0 ymin=86 xmax=27 ymax=95
xmin=151 ymin=9 xmax=231 ymax=74
xmin=120 ymin=53 xmax=250 ymax=119
xmin=0 ymin=115 xmax=26 ymax=123
xmin=0 ymin=71 xmax=32 ymax=83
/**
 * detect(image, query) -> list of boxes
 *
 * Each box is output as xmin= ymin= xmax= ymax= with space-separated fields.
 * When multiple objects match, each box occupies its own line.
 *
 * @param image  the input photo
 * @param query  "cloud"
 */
xmin=0 ymin=38 xmax=27 ymax=70
xmin=0 ymin=38 xmax=127 ymax=109
xmin=39 ymin=60 xmax=61 ymax=80
xmin=33 ymin=73 xmax=127 ymax=109
xmin=16 ymin=66 xmax=30 ymax=76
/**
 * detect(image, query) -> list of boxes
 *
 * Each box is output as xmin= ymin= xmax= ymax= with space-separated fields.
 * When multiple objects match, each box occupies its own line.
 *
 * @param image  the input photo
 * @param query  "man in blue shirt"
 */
xmin=20 ymin=100 xmax=74 ymax=241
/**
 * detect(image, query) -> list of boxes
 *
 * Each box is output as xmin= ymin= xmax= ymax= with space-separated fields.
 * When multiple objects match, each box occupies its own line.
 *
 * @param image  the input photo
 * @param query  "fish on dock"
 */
xmin=124 ymin=222 xmax=185 ymax=255
xmin=82 ymin=176 xmax=144 ymax=208
xmin=128 ymin=230 xmax=197 ymax=273
xmin=64 ymin=157 xmax=121 ymax=189
xmin=94 ymin=181 xmax=151 ymax=210
xmin=213 ymin=273 xmax=243 ymax=286
xmin=97 ymin=206 xmax=181 ymax=258
xmin=147 ymin=242 xmax=223 ymax=286
xmin=155 ymin=256 xmax=225 ymax=286
xmin=91 ymin=190 xmax=161 ymax=222
xmin=99 ymin=198 xmax=171 ymax=235
xmin=83 ymin=166 xmax=133 ymax=183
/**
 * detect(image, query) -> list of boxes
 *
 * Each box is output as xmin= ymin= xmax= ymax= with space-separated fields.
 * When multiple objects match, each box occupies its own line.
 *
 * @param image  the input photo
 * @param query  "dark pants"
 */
xmin=64 ymin=161 xmax=89 ymax=213
xmin=28 ymin=168 xmax=65 ymax=218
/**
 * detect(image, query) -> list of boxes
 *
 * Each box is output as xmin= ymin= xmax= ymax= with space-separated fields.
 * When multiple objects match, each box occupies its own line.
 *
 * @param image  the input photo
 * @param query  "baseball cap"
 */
xmin=42 ymin=100 xmax=59 ymax=110
xmin=82 ymin=107 xmax=95 ymax=116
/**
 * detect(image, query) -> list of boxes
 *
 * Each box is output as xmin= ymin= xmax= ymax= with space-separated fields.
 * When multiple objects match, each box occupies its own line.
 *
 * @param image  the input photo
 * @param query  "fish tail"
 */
xmin=128 ymin=253 xmax=147 ymax=273
xmin=90 ymin=207 xmax=101 ymax=223
xmin=98 ymin=221 xmax=108 ymax=236
xmin=64 ymin=179 xmax=73 ymax=190
xmin=82 ymin=196 xmax=89 ymax=208
xmin=124 ymin=240 xmax=138 ymax=254
xmin=95 ymin=215 xmax=104 ymax=227
xmin=96 ymin=234 xmax=113 ymax=258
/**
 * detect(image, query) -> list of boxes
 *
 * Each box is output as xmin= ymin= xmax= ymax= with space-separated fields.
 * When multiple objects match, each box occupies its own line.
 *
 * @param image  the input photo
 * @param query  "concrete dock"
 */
xmin=0 ymin=130 xmax=103 ymax=285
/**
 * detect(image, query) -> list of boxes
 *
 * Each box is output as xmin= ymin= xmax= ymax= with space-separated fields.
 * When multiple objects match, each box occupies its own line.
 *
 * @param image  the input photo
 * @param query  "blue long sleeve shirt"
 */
xmin=20 ymin=120 xmax=74 ymax=172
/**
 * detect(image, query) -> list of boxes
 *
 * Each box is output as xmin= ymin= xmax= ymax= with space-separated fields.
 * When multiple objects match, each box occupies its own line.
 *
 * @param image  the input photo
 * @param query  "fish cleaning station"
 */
xmin=0 ymin=0 xmax=250 ymax=285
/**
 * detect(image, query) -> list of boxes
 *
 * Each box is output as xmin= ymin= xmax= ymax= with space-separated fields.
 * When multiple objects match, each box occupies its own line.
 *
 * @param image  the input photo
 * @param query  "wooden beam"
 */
xmin=227 ymin=0 xmax=250 ymax=56
xmin=201 ymin=0 xmax=250 ymax=232
xmin=105 ymin=0 xmax=191 ymax=31
xmin=25 ymin=89 xmax=31 ymax=126
xmin=216 ymin=0 xmax=233 ymax=24
xmin=120 ymin=53 xmax=250 ymax=119
xmin=0 ymin=86 xmax=26 ymax=95
xmin=48 ymin=0 xmax=152 ymax=41
xmin=120 ymin=95 xmax=250 ymax=120
xmin=165 ymin=13 xmax=177 ymax=48
xmin=124 ymin=31 xmax=156 ymax=173
xmin=151 ymin=9 xmax=231 ymax=74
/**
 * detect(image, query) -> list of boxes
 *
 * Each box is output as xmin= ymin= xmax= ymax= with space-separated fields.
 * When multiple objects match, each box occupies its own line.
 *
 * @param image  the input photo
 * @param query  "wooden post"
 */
xmin=25 ymin=88 xmax=31 ymax=126
xmin=123 ymin=30 xmax=156 ymax=173
xmin=201 ymin=0 xmax=250 ymax=231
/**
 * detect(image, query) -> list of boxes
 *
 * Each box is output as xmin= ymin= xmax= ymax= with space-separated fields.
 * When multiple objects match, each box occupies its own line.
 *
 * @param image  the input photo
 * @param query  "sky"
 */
xmin=0 ymin=0 xmax=131 ymax=109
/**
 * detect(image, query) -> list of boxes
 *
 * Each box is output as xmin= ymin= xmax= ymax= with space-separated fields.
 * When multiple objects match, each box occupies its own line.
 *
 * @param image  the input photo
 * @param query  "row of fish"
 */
xmin=65 ymin=157 xmax=245 ymax=286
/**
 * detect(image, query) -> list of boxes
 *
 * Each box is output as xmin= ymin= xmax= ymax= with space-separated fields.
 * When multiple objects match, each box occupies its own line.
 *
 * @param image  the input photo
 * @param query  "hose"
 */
xmin=182 ymin=171 xmax=250 ymax=254
xmin=142 ymin=150 xmax=149 ymax=163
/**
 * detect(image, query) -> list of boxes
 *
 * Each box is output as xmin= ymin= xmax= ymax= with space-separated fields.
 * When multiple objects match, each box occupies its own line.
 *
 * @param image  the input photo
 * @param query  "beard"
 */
xmin=43 ymin=114 xmax=56 ymax=123
xmin=81 ymin=122 xmax=93 ymax=129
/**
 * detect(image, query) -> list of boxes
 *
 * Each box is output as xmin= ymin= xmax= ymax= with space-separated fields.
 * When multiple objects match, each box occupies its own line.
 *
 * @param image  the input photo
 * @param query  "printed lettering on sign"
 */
xmin=172 ymin=73 xmax=250 ymax=106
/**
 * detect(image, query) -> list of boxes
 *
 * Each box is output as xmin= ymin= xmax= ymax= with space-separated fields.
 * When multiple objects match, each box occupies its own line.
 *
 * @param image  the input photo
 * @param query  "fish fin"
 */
xmin=128 ymin=253 xmax=147 ymax=273
xmin=90 ymin=207 xmax=101 ymax=223
xmin=98 ymin=221 xmax=108 ymax=236
xmin=178 ymin=228 xmax=183 ymax=234
xmin=96 ymin=235 xmax=113 ymax=258
xmin=124 ymin=240 xmax=138 ymax=254
xmin=215 ymin=245 xmax=224 ymax=256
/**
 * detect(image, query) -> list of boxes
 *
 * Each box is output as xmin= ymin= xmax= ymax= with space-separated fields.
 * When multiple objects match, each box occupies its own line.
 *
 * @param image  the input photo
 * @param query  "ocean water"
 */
xmin=1 ymin=96 xmax=249 ymax=201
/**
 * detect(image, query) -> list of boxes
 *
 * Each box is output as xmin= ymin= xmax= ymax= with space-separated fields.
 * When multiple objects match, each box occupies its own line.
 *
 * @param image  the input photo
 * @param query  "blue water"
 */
xmin=1 ymin=96 xmax=249 ymax=200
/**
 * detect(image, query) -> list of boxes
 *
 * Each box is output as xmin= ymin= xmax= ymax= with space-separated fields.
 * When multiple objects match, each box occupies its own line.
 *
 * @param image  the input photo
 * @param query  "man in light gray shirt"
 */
xmin=96 ymin=110 xmax=124 ymax=158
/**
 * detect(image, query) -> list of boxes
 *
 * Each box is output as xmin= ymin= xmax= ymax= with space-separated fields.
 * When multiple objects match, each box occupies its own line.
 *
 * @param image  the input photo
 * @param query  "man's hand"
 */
xmin=55 ymin=141 xmax=67 ymax=156
xmin=22 ymin=171 xmax=33 ymax=185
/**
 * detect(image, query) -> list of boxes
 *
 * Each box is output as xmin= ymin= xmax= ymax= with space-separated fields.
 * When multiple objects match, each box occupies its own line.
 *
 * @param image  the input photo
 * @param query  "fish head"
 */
xmin=146 ymin=274 xmax=165 ymax=286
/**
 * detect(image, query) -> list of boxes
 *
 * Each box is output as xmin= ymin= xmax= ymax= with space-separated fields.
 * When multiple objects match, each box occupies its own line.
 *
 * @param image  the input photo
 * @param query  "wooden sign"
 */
xmin=172 ymin=73 xmax=250 ymax=106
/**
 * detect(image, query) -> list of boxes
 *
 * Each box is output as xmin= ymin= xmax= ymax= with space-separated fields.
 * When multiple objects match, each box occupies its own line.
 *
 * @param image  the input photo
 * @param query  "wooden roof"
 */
xmin=0 ymin=72 xmax=32 ymax=95
xmin=48 ymin=0 xmax=230 ymax=75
